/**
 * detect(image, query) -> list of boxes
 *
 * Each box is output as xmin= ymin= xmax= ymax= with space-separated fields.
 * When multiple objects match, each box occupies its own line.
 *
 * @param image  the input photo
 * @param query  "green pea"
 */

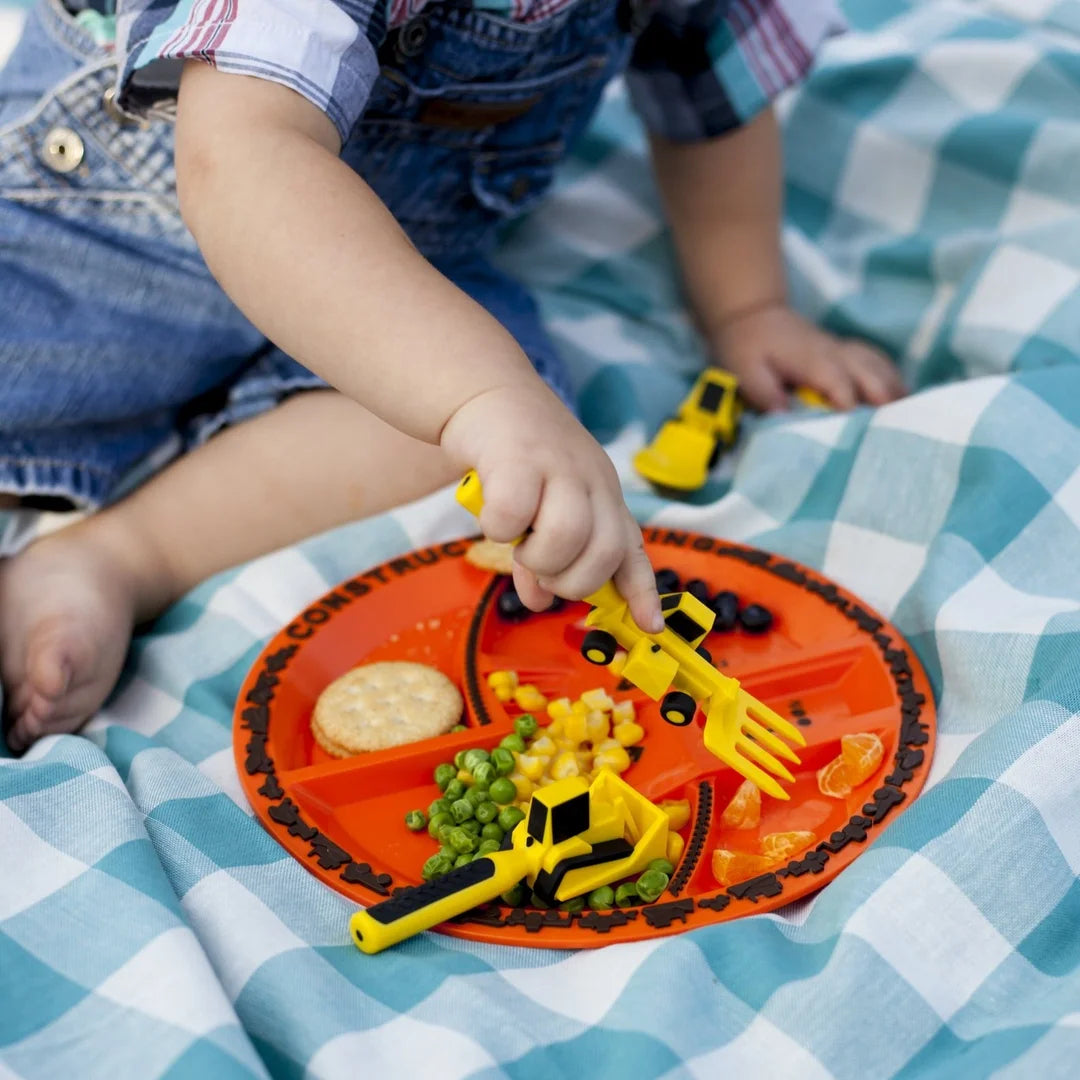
xmin=460 ymin=819 xmax=482 ymax=836
xmin=499 ymin=733 xmax=526 ymax=754
xmin=530 ymin=892 xmax=550 ymax=910
xmin=498 ymin=806 xmax=526 ymax=833
xmin=481 ymin=822 xmax=504 ymax=844
xmin=514 ymin=714 xmax=539 ymax=739
xmin=488 ymin=778 xmax=517 ymax=805
xmin=587 ymin=886 xmax=615 ymax=910
xmin=422 ymin=853 xmax=453 ymax=880
xmin=463 ymin=748 xmax=490 ymax=773
xmin=501 ymin=883 xmax=529 ymax=907
xmin=475 ymin=801 xmax=499 ymax=824
xmin=454 ymin=749 xmax=468 ymax=770
xmin=440 ymin=844 xmax=457 ymax=862
xmin=453 ymin=853 xmax=474 ymax=869
xmin=647 ymin=858 xmax=676 ymax=877
xmin=427 ymin=811 xmax=452 ymax=838
xmin=476 ymin=839 xmax=501 ymax=857
xmin=559 ymin=896 xmax=586 ymax=913
xmin=464 ymin=785 xmax=489 ymax=808
xmin=472 ymin=761 xmax=496 ymax=787
xmin=404 ymin=810 xmax=427 ymax=832
xmin=490 ymin=747 xmax=515 ymax=776
xmin=428 ymin=797 xmax=452 ymax=820
xmin=635 ymin=869 xmax=669 ymax=903
xmin=450 ymin=799 xmax=475 ymax=823
xmin=614 ymin=883 xmax=639 ymax=907
xmin=437 ymin=822 xmax=455 ymax=844
xmin=451 ymin=724 xmax=467 ymax=733
xmin=433 ymin=763 xmax=457 ymax=791
xmin=448 ymin=827 xmax=478 ymax=855
xmin=443 ymin=778 xmax=466 ymax=802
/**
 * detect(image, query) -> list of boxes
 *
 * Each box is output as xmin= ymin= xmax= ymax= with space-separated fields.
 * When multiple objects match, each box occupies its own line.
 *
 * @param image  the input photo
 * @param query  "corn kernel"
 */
xmin=538 ymin=775 xmax=556 ymax=787
xmin=494 ymin=685 xmax=514 ymax=702
xmin=575 ymin=751 xmax=592 ymax=770
xmin=608 ymin=650 xmax=627 ymax=675
xmin=554 ymin=736 xmax=576 ymax=754
xmin=550 ymin=751 xmax=581 ymax=780
xmin=487 ymin=670 xmax=518 ymax=691
xmin=593 ymin=746 xmax=631 ymax=774
xmin=509 ymin=772 xmax=534 ymax=800
xmin=457 ymin=769 xmax=474 ymax=785
xmin=613 ymin=722 xmax=645 ymax=747
xmin=580 ymin=688 xmax=615 ymax=712
xmin=660 ymin=799 xmax=691 ymax=831
xmin=514 ymin=684 xmax=548 ymax=711
xmin=546 ymin=697 xmax=573 ymax=719
xmin=611 ymin=700 xmax=635 ymax=724
xmin=666 ymin=831 xmax=685 ymax=864
xmin=595 ymin=738 xmax=621 ymax=754
xmin=517 ymin=754 xmax=546 ymax=781
xmin=530 ymin=734 xmax=556 ymax=758
xmin=563 ymin=712 xmax=588 ymax=745
xmin=585 ymin=710 xmax=610 ymax=743
xmin=570 ymin=700 xmax=589 ymax=716
xmin=547 ymin=718 xmax=564 ymax=739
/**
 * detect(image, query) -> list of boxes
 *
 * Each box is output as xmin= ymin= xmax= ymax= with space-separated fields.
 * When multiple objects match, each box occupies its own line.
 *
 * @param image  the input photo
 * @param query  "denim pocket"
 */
xmin=469 ymin=139 xmax=565 ymax=217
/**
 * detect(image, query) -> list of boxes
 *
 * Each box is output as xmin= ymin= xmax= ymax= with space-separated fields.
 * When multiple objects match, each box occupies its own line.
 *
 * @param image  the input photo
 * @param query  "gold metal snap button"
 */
xmin=42 ymin=127 xmax=85 ymax=174
xmin=102 ymin=85 xmax=134 ymax=125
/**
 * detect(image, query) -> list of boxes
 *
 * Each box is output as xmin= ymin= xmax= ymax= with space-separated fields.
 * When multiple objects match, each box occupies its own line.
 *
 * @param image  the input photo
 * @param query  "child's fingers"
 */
xmin=478 ymin=465 xmax=541 ymax=543
xmin=727 ymin=357 xmax=788 ymax=412
xmin=777 ymin=344 xmax=859 ymax=411
xmin=514 ymin=478 xmax=591 ymax=579
xmin=536 ymin=491 xmax=626 ymax=603
xmin=512 ymin=563 xmax=555 ymax=614
xmin=613 ymin=525 xmax=663 ymax=634
xmin=840 ymin=342 xmax=905 ymax=404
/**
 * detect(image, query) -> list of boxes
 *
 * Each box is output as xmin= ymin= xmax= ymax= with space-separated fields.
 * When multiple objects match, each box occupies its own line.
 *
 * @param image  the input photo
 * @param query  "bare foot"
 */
xmin=0 ymin=519 xmax=166 ymax=753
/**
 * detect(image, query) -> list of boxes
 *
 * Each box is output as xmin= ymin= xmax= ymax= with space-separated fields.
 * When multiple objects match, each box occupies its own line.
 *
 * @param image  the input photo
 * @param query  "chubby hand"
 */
xmin=711 ymin=302 xmax=905 ymax=412
xmin=442 ymin=384 xmax=663 ymax=632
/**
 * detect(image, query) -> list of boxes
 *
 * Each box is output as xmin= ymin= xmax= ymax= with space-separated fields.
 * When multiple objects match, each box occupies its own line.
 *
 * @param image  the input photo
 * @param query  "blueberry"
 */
xmin=654 ymin=568 xmax=681 ymax=594
xmin=497 ymin=587 xmax=529 ymax=621
xmin=739 ymin=603 xmax=774 ymax=634
xmin=710 ymin=590 xmax=739 ymax=632
xmin=685 ymin=578 xmax=711 ymax=604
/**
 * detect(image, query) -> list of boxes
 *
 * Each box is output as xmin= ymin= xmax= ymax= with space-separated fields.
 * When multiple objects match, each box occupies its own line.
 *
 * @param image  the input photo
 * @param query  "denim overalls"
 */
xmin=0 ymin=0 xmax=634 ymax=506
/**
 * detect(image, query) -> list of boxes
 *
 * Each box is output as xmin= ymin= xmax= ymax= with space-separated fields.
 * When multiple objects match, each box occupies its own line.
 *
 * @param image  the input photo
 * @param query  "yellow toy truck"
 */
xmin=350 ymin=771 xmax=669 ymax=954
xmin=633 ymin=369 xmax=742 ymax=492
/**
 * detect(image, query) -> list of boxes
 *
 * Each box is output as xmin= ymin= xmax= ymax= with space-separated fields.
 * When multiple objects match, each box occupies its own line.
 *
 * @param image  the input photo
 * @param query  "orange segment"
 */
xmin=760 ymin=830 xmax=816 ymax=862
xmin=711 ymin=848 xmax=776 ymax=887
xmin=841 ymin=732 xmax=884 ymax=785
xmin=720 ymin=779 xmax=761 ymax=830
xmin=816 ymin=756 xmax=853 ymax=798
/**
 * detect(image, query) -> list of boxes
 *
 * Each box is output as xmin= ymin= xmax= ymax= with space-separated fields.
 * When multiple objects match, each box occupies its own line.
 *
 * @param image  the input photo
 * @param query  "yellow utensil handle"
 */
xmin=349 ymin=848 xmax=532 ymax=954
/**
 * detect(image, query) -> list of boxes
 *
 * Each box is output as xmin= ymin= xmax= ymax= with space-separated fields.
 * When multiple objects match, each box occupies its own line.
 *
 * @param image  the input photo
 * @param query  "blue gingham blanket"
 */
xmin=4 ymin=1 xmax=1080 ymax=1076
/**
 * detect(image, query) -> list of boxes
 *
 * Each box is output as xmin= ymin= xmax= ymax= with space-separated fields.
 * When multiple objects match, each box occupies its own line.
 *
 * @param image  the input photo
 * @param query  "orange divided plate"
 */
xmin=233 ymin=530 xmax=935 ymax=948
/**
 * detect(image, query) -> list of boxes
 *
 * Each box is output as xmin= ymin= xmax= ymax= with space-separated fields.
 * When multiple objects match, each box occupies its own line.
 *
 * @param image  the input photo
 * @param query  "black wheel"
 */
xmin=695 ymin=645 xmax=712 ymax=664
xmin=661 ymin=690 xmax=697 ymax=727
xmin=581 ymin=629 xmax=619 ymax=666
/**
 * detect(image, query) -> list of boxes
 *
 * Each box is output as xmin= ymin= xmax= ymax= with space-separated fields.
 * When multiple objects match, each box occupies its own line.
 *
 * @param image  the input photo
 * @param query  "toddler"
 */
xmin=0 ymin=0 xmax=902 ymax=753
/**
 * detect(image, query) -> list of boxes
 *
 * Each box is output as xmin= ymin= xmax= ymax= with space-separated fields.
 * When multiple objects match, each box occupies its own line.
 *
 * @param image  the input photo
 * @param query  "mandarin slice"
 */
xmin=720 ymin=778 xmax=761 ymax=829
xmin=816 ymin=755 xmax=853 ymax=798
xmin=841 ymin=732 xmax=885 ymax=785
xmin=760 ymin=830 xmax=816 ymax=862
xmin=711 ymin=848 xmax=776 ymax=887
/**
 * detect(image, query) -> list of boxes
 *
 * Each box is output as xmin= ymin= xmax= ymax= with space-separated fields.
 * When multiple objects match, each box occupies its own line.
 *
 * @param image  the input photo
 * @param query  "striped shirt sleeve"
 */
xmin=116 ymin=0 xmax=384 ymax=142
xmin=625 ymin=0 xmax=845 ymax=141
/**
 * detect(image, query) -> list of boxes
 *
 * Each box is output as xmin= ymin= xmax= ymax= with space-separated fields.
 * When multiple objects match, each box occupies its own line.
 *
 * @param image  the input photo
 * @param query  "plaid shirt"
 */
xmin=116 ymin=0 xmax=843 ymax=143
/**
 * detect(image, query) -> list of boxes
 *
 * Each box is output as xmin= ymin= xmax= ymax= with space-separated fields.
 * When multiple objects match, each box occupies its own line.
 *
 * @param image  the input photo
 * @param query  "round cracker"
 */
xmin=312 ymin=661 xmax=463 ymax=756
xmin=465 ymin=538 xmax=515 ymax=575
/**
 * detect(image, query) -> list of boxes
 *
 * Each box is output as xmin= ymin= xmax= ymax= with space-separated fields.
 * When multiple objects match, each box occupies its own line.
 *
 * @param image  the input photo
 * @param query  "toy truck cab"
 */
xmin=633 ymin=370 xmax=742 ymax=492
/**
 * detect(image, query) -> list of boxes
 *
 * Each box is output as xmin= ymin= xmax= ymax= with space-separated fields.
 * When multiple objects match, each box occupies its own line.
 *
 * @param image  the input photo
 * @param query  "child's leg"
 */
xmin=1 ymin=390 xmax=454 ymax=751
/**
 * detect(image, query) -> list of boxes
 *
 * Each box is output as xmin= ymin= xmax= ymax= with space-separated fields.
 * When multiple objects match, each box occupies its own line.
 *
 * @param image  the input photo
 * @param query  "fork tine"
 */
xmin=727 ymin=753 xmax=790 ymax=801
xmin=741 ymin=715 xmax=803 ymax=764
xmin=735 ymin=734 xmax=796 ymax=785
xmin=740 ymin=695 xmax=806 ymax=748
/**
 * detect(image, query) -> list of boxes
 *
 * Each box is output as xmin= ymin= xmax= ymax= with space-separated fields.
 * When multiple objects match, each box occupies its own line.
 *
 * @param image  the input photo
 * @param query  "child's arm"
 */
xmin=175 ymin=63 xmax=661 ymax=630
xmin=649 ymin=107 xmax=904 ymax=411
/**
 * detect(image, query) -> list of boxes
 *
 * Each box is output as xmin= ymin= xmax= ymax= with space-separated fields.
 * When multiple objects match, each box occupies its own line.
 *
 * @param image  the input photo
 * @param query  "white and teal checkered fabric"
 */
xmin=3 ymin=1 xmax=1080 ymax=1076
